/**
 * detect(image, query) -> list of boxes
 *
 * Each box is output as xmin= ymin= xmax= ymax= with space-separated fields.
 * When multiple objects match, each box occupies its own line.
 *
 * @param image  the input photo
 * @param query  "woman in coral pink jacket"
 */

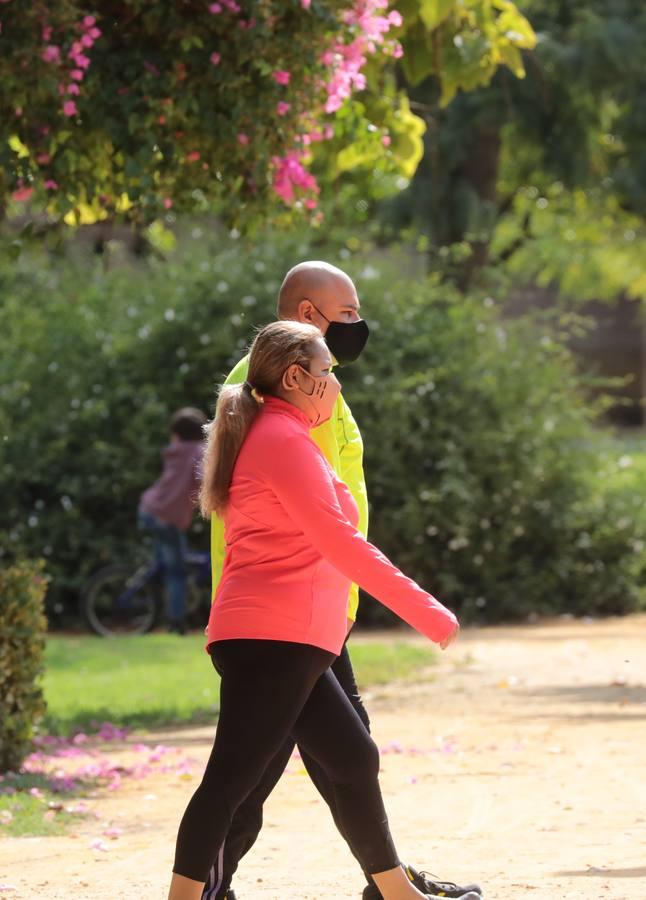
xmin=168 ymin=321 xmax=459 ymax=900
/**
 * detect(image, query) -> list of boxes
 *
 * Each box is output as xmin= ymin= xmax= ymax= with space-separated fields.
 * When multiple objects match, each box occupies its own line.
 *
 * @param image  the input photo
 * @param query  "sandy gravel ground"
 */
xmin=2 ymin=615 xmax=645 ymax=899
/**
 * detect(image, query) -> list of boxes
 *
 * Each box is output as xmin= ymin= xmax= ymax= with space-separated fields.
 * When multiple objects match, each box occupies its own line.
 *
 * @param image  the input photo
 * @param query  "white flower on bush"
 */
xmin=448 ymin=535 xmax=469 ymax=551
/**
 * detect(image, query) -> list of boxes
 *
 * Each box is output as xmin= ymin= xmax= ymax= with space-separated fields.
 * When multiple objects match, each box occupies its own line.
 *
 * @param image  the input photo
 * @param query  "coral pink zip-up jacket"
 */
xmin=206 ymin=396 xmax=457 ymax=655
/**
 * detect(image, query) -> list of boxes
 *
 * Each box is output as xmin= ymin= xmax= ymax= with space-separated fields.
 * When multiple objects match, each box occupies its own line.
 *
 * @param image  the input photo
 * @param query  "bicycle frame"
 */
xmin=114 ymin=560 xmax=162 ymax=611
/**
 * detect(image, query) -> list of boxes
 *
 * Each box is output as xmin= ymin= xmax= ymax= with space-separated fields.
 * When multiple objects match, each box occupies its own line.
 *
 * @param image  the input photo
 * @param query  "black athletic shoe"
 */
xmin=361 ymin=865 xmax=482 ymax=899
xmin=426 ymin=894 xmax=481 ymax=900
xmin=202 ymin=886 xmax=236 ymax=899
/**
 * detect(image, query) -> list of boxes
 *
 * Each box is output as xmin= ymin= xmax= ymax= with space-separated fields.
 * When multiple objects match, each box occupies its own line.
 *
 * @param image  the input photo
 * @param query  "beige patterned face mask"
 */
xmin=291 ymin=364 xmax=341 ymax=427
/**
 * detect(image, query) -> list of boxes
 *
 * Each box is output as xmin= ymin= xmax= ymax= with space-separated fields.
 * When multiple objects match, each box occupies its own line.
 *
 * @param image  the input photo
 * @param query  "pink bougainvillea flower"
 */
xmin=42 ymin=26 xmax=53 ymax=41
xmin=42 ymin=45 xmax=61 ymax=63
xmin=70 ymin=69 xmax=84 ymax=81
xmin=208 ymin=2 xmax=222 ymax=11
xmin=237 ymin=133 xmax=249 ymax=145
xmin=301 ymin=0 xmax=311 ymax=8
xmin=12 ymin=186 xmax=34 ymax=202
xmin=81 ymin=34 xmax=95 ymax=48
xmin=163 ymin=198 xmax=173 ymax=209
xmin=83 ymin=15 xmax=96 ymax=27
xmin=382 ymin=134 xmax=391 ymax=146
xmin=272 ymin=70 xmax=291 ymax=85
xmin=276 ymin=101 xmax=291 ymax=116
xmin=75 ymin=54 xmax=91 ymax=69
xmin=67 ymin=83 xmax=81 ymax=95
xmin=90 ymin=839 xmax=109 ymax=852
xmin=271 ymin=151 xmax=319 ymax=205
xmin=44 ymin=179 xmax=59 ymax=190
xmin=210 ymin=51 xmax=221 ymax=65
xmin=63 ymin=100 xmax=78 ymax=117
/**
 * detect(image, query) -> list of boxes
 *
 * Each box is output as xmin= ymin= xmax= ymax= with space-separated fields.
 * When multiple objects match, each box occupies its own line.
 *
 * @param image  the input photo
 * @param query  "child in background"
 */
xmin=139 ymin=407 xmax=206 ymax=634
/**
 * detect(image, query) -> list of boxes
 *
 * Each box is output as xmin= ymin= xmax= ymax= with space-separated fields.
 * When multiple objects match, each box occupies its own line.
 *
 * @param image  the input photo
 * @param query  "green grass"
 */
xmin=348 ymin=639 xmax=437 ymax=688
xmin=0 ymin=773 xmax=85 ymax=837
xmin=42 ymin=633 xmax=220 ymax=734
xmin=3 ymin=634 xmax=436 ymax=839
xmin=43 ymin=633 xmax=437 ymax=735
xmin=594 ymin=430 xmax=646 ymax=525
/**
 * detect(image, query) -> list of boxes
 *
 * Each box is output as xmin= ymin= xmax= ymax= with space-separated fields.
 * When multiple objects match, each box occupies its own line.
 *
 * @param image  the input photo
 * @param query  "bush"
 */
xmin=0 ymin=561 xmax=48 ymax=772
xmin=0 ymin=233 xmax=644 ymax=625
xmin=345 ymin=276 xmax=646 ymax=622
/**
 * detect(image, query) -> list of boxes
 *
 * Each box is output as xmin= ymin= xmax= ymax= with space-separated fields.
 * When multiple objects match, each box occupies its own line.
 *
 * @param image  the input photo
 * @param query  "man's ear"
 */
xmin=296 ymin=299 xmax=316 ymax=325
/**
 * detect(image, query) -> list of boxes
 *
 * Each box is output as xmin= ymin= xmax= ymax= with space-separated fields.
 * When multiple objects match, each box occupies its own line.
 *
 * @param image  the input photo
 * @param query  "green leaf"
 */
xmin=499 ymin=43 xmax=525 ymax=78
xmin=419 ymin=0 xmax=455 ymax=31
xmin=8 ymin=135 xmax=30 ymax=159
xmin=401 ymin=24 xmax=436 ymax=86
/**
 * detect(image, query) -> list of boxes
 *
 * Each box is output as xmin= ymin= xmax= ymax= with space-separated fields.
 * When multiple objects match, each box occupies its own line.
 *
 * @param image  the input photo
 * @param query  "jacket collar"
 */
xmin=262 ymin=395 xmax=311 ymax=430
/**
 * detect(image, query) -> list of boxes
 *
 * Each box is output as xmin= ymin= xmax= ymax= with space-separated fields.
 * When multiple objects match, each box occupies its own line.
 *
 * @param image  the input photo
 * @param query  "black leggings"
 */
xmin=202 ymin=642 xmax=372 ymax=899
xmin=173 ymin=639 xmax=399 ymax=884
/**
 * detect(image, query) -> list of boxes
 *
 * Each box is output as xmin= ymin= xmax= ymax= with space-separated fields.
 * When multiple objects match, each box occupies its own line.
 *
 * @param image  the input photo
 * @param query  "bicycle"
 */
xmin=81 ymin=549 xmax=211 ymax=637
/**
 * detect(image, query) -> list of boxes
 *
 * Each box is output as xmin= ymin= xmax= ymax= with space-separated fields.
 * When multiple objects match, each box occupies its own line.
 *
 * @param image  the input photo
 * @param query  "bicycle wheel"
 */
xmin=82 ymin=564 xmax=160 ymax=637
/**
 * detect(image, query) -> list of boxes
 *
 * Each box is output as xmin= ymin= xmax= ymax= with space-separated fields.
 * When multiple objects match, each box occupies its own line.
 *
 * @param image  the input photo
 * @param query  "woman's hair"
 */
xmin=170 ymin=407 xmax=207 ymax=442
xmin=200 ymin=320 xmax=324 ymax=516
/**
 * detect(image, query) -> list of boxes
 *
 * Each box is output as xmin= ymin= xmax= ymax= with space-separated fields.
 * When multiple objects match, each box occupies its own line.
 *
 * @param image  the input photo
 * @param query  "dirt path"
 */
xmin=3 ymin=616 xmax=646 ymax=899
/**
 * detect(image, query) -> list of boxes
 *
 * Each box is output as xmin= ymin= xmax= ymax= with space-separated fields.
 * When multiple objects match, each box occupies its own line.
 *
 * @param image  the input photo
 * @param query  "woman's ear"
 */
xmin=282 ymin=364 xmax=300 ymax=392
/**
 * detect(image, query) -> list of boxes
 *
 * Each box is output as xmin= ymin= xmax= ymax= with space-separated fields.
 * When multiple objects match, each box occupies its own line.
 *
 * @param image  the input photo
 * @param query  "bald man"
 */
xmin=202 ymin=262 xmax=481 ymax=900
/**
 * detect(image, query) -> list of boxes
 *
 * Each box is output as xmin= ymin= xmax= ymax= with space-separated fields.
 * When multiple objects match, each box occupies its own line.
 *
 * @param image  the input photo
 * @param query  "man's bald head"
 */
xmin=277 ymin=261 xmax=360 ymax=331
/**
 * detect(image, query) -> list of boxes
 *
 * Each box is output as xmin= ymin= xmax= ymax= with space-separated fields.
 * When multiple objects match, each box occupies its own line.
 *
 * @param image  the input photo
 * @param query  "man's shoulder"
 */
xmin=225 ymin=353 xmax=250 ymax=385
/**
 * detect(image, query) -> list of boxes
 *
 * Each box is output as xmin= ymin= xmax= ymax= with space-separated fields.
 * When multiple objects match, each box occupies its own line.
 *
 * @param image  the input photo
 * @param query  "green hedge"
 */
xmin=0 ymin=233 xmax=643 ymax=624
xmin=0 ymin=561 xmax=47 ymax=772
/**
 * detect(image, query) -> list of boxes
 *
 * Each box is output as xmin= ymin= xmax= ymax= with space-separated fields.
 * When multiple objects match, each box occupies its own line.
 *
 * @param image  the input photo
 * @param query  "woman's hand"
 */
xmin=439 ymin=622 xmax=460 ymax=650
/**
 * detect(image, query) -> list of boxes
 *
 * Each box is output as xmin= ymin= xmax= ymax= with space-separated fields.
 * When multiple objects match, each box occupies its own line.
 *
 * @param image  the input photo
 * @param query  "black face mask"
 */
xmin=311 ymin=303 xmax=370 ymax=366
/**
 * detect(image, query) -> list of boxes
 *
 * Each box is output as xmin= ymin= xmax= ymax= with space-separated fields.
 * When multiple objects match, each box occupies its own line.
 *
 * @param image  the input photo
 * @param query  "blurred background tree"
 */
xmin=1 ymin=1 xmax=644 ymax=630
xmin=1 ymin=0 xmax=534 ymax=227
xmin=382 ymin=0 xmax=646 ymax=304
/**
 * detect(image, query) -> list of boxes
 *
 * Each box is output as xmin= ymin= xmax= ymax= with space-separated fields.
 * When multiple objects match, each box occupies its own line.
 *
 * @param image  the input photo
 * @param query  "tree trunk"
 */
xmin=455 ymin=124 xmax=501 ymax=289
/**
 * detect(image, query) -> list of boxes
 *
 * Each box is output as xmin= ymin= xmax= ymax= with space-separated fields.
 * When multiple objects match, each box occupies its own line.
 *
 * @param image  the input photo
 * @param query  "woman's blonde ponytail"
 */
xmin=199 ymin=383 xmax=260 ymax=516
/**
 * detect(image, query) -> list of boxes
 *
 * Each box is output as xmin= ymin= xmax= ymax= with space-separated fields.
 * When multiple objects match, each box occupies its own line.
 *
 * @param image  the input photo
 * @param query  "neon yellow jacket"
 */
xmin=210 ymin=354 xmax=368 ymax=620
